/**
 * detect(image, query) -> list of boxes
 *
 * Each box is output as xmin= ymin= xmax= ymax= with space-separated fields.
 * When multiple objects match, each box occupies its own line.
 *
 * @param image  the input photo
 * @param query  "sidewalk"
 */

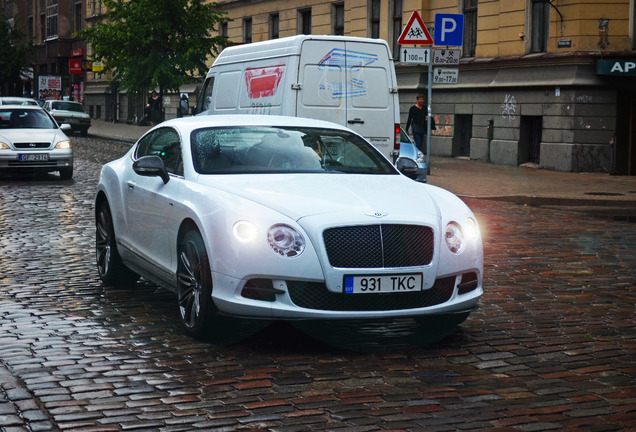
xmin=88 ymin=119 xmax=636 ymax=209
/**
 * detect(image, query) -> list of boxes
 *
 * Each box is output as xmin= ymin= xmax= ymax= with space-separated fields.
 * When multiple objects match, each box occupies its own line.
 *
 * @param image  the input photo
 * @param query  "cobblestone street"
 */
xmin=0 ymin=136 xmax=634 ymax=431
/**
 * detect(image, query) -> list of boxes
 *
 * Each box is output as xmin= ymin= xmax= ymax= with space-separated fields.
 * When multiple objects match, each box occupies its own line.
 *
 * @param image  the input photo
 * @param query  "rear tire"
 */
xmin=95 ymin=201 xmax=138 ymax=286
xmin=177 ymin=229 xmax=216 ymax=338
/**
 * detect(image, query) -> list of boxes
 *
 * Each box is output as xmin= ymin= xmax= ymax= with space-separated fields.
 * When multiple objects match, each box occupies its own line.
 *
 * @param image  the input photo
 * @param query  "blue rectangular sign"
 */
xmin=434 ymin=13 xmax=464 ymax=47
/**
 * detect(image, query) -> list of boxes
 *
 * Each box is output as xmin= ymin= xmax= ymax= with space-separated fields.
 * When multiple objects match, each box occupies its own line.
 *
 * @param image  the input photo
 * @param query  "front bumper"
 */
xmin=211 ymin=271 xmax=482 ymax=320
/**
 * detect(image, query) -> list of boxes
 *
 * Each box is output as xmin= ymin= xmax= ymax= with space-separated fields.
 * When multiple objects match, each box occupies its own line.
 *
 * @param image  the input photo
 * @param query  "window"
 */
xmin=197 ymin=77 xmax=214 ymax=113
xmin=463 ymin=0 xmax=477 ymax=57
xmin=90 ymin=0 xmax=102 ymax=17
xmin=46 ymin=0 xmax=57 ymax=39
xmin=243 ymin=18 xmax=252 ymax=44
xmin=219 ymin=21 xmax=228 ymax=47
xmin=531 ymin=0 xmax=550 ymax=52
xmin=299 ymin=8 xmax=312 ymax=35
xmin=391 ymin=0 xmax=403 ymax=60
xmin=370 ymin=0 xmax=381 ymax=39
xmin=333 ymin=3 xmax=344 ymax=36
xmin=135 ymin=128 xmax=183 ymax=176
xmin=270 ymin=13 xmax=279 ymax=39
xmin=74 ymin=1 xmax=82 ymax=34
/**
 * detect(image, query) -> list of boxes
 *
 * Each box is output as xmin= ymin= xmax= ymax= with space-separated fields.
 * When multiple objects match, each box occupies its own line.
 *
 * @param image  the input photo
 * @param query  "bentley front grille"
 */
xmin=323 ymin=224 xmax=434 ymax=268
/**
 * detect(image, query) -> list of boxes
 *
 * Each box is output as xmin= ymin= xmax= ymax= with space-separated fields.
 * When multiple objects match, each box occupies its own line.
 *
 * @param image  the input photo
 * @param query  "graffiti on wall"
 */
xmin=501 ymin=93 xmax=517 ymax=122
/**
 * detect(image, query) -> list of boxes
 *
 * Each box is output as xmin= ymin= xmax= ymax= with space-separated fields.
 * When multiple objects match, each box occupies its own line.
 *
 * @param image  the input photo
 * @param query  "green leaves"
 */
xmin=0 ymin=17 xmax=34 ymax=91
xmin=77 ymin=0 xmax=228 ymax=94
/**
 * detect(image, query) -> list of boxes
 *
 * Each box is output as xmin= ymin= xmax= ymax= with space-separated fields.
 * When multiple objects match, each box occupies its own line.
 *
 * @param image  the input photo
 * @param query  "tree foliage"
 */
xmin=0 ymin=17 xmax=33 ymax=95
xmin=78 ymin=0 xmax=228 ymax=94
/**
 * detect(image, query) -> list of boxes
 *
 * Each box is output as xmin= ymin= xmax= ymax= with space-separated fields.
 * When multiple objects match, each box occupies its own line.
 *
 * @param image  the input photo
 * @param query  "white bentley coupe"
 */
xmin=95 ymin=115 xmax=483 ymax=338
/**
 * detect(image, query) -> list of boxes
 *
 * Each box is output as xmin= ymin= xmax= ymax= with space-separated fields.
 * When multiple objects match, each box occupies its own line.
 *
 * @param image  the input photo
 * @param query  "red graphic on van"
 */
xmin=244 ymin=63 xmax=286 ymax=99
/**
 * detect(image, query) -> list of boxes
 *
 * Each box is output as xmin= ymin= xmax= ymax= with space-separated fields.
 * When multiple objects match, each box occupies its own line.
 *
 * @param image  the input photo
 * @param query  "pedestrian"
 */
xmin=146 ymin=91 xmax=164 ymax=126
xmin=405 ymin=93 xmax=435 ymax=152
xmin=179 ymin=93 xmax=189 ymax=118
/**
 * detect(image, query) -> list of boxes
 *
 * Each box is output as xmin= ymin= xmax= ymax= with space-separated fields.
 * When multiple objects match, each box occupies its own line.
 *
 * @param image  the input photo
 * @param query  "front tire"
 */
xmin=177 ymin=230 xmax=216 ymax=338
xmin=59 ymin=167 xmax=73 ymax=180
xmin=95 ymin=201 xmax=138 ymax=286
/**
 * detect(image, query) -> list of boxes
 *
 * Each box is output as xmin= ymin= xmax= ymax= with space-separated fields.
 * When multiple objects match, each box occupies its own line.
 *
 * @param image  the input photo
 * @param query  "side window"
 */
xmin=197 ymin=76 xmax=214 ymax=113
xmin=134 ymin=128 xmax=183 ymax=175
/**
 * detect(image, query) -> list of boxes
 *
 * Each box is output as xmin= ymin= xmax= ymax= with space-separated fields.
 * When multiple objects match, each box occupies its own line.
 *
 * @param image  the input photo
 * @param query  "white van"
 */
xmin=195 ymin=35 xmax=401 ymax=161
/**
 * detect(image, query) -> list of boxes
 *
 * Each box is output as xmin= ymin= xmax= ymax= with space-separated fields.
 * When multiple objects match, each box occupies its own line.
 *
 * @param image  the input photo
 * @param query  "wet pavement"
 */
xmin=0 ymin=134 xmax=634 ymax=431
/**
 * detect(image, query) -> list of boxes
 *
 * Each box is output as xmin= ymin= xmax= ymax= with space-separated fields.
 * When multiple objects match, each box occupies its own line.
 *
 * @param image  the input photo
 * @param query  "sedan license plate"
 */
xmin=344 ymin=273 xmax=422 ymax=294
xmin=19 ymin=153 xmax=49 ymax=161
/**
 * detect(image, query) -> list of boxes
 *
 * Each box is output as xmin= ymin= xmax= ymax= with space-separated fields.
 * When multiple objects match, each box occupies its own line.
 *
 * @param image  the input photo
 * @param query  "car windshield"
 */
xmin=51 ymin=102 xmax=85 ymax=112
xmin=190 ymin=126 xmax=398 ymax=175
xmin=0 ymin=109 xmax=57 ymax=129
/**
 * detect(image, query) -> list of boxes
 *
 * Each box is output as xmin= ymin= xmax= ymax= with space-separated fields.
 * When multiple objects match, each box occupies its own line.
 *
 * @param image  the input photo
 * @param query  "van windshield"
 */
xmin=190 ymin=126 xmax=398 ymax=175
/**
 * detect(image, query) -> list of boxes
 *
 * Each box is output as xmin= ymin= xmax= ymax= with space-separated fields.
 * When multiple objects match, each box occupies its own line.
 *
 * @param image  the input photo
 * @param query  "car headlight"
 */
xmin=464 ymin=217 xmax=479 ymax=240
xmin=233 ymin=220 xmax=258 ymax=244
xmin=416 ymin=150 xmax=425 ymax=163
xmin=267 ymin=224 xmax=305 ymax=257
xmin=55 ymin=140 xmax=71 ymax=149
xmin=445 ymin=221 xmax=465 ymax=254
xmin=0 ymin=142 xmax=9 ymax=149
xmin=445 ymin=218 xmax=480 ymax=254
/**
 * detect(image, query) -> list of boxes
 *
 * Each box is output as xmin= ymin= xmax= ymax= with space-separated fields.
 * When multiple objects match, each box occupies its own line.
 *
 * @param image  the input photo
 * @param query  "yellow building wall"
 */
xmin=216 ymin=0 xmax=633 ymax=61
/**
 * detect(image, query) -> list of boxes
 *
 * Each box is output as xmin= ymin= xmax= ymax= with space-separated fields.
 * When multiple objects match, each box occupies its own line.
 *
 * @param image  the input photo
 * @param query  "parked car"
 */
xmin=0 ymin=105 xmax=73 ymax=179
xmin=0 ymin=97 xmax=39 ymax=106
xmin=43 ymin=100 xmax=91 ymax=136
xmin=95 ymin=115 xmax=483 ymax=338
xmin=395 ymin=127 xmax=427 ymax=183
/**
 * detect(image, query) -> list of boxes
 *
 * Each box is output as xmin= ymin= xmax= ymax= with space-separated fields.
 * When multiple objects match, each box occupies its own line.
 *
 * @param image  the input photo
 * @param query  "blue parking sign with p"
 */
xmin=434 ymin=13 xmax=464 ymax=47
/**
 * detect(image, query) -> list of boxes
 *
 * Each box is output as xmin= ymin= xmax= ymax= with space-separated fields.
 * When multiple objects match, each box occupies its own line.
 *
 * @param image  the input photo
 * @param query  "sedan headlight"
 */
xmin=55 ymin=140 xmax=71 ymax=149
xmin=267 ymin=224 xmax=305 ymax=257
xmin=445 ymin=218 xmax=480 ymax=254
xmin=0 ymin=142 xmax=9 ymax=150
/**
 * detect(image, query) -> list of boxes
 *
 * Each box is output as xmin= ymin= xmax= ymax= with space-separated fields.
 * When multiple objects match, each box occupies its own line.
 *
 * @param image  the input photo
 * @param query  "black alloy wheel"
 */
xmin=95 ymin=201 xmax=138 ymax=286
xmin=177 ymin=230 xmax=215 ymax=338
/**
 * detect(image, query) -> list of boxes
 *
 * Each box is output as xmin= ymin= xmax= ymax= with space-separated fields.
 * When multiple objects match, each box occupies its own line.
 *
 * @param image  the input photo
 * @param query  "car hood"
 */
xmin=197 ymin=173 xmax=440 ymax=222
xmin=1 ymin=129 xmax=66 ymax=144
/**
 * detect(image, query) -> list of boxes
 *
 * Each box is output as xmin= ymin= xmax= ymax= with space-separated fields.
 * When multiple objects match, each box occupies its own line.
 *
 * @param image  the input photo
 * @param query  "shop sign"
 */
xmin=92 ymin=61 xmax=104 ymax=72
xmin=69 ymin=59 xmax=83 ymax=75
xmin=597 ymin=59 xmax=636 ymax=76
xmin=71 ymin=48 xmax=84 ymax=57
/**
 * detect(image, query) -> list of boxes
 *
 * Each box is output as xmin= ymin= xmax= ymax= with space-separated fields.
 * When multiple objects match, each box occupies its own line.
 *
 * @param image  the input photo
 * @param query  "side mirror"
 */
xmin=395 ymin=156 xmax=418 ymax=180
xmin=60 ymin=123 xmax=72 ymax=132
xmin=133 ymin=155 xmax=170 ymax=184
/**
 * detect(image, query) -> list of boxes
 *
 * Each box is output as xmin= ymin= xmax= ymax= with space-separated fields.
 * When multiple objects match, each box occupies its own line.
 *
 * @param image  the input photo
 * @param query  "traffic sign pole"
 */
xmin=426 ymin=59 xmax=432 ymax=174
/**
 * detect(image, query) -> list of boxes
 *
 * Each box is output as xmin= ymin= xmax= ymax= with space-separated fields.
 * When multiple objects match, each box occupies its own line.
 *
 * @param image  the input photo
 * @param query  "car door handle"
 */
xmin=127 ymin=181 xmax=135 ymax=189
xmin=348 ymin=118 xmax=364 ymax=124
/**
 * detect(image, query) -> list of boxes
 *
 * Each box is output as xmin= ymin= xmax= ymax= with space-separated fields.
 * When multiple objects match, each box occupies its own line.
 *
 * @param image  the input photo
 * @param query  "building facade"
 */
xmin=4 ymin=0 xmax=635 ymax=174
xmin=1 ymin=0 xmax=87 ymax=104
xmin=215 ymin=0 xmax=636 ymax=175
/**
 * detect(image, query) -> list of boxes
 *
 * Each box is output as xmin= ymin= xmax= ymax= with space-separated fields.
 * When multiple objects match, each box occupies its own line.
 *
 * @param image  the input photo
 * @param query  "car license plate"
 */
xmin=19 ymin=153 xmax=49 ymax=161
xmin=344 ymin=273 xmax=422 ymax=294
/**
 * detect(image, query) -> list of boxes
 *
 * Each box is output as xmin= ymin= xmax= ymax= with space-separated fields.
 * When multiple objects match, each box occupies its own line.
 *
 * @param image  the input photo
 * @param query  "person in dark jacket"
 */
xmin=406 ymin=93 xmax=435 ymax=152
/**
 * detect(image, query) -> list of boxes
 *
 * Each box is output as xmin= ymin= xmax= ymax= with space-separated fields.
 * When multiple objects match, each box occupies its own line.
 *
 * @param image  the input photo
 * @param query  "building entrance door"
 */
xmin=453 ymin=114 xmax=472 ymax=157
xmin=520 ymin=116 xmax=542 ymax=165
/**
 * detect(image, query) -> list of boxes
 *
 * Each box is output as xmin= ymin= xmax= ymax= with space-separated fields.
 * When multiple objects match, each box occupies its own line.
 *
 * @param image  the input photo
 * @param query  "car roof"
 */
xmin=0 ymin=97 xmax=39 ymax=105
xmin=0 ymin=104 xmax=46 ymax=110
xmin=156 ymin=114 xmax=354 ymax=136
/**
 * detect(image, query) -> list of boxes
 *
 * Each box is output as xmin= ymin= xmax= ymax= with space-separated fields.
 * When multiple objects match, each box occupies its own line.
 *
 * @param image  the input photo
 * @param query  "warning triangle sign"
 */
xmin=397 ymin=11 xmax=433 ymax=45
